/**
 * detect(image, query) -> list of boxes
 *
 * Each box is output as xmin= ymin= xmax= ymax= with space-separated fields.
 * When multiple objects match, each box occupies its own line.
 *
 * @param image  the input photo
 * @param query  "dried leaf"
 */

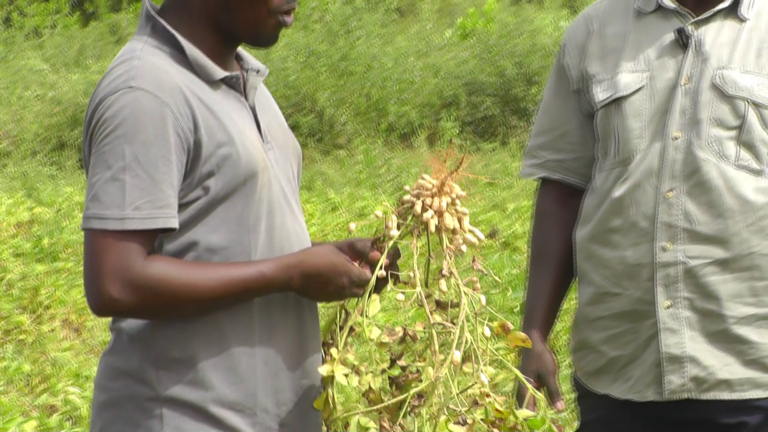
xmin=493 ymin=321 xmax=515 ymax=335
xmin=379 ymin=326 xmax=405 ymax=344
xmin=435 ymin=298 xmax=458 ymax=311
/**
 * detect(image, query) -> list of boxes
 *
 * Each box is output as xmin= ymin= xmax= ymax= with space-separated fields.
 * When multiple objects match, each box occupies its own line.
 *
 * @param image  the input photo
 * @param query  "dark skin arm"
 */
xmin=516 ymin=178 xmax=585 ymax=412
xmin=84 ymin=230 xmax=398 ymax=320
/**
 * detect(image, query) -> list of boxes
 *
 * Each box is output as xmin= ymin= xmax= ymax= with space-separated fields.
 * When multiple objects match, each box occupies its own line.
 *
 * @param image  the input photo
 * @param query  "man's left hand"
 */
xmin=332 ymin=238 xmax=401 ymax=294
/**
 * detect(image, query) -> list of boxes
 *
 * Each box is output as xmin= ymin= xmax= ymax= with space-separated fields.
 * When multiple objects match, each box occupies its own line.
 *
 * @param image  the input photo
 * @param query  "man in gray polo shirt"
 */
xmin=516 ymin=0 xmax=768 ymax=431
xmin=80 ymin=0 xmax=399 ymax=431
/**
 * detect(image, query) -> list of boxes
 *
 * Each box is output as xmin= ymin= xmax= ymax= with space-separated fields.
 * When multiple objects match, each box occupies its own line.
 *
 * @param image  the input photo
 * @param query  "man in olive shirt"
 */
xmin=80 ymin=0 xmax=398 ymax=431
xmin=517 ymin=0 xmax=768 ymax=431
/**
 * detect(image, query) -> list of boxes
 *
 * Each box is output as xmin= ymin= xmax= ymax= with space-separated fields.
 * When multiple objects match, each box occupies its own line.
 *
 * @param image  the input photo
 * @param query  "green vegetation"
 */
xmin=0 ymin=0 xmax=591 ymax=430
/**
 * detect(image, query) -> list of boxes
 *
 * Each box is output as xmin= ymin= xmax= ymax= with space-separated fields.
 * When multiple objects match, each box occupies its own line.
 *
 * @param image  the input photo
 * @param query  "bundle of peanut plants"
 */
xmin=315 ymin=156 xmax=563 ymax=432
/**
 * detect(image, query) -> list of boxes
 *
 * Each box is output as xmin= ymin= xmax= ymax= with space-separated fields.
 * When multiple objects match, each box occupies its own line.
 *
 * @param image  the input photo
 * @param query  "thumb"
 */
xmin=347 ymin=262 xmax=373 ymax=287
xmin=540 ymin=370 xmax=564 ymax=411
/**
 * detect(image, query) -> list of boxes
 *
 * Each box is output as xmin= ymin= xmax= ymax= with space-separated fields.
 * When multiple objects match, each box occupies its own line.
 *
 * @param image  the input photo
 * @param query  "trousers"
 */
xmin=574 ymin=379 xmax=768 ymax=432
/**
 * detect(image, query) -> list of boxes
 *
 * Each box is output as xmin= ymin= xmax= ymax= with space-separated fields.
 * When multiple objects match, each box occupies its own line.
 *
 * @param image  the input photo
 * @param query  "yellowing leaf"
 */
xmin=367 ymin=294 xmax=381 ymax=317
xmin=318 ymin=362 xmax=335 ymax=377
xmin=335 ymin=371 xmax=349 ymax=386
xmin=349 ymin=373 xmax=360 ymax=387
xmin=368 ymin=325 xmax=382 ymax=341
xmin=22 ymin=420 xmax=39 ymax=432
xmin=447 ymin=423 xmax=468 ymax=432
xmin=334 ymin=364 xmax=352 ymax=376
xmin=515 ymin=408 xmax=536 ymax=420
xmin=358 ymin=415 xmax=377 ymax=429
xmin=506 ymin=330 xmax=532 ymax=349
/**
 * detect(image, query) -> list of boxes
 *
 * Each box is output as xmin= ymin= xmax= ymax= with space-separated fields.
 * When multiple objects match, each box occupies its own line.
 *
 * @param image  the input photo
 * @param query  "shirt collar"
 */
xmin=136 ymin=0 xmax=269 ymax=84
xmin=634 ymin=0 xmax=755 ymax=20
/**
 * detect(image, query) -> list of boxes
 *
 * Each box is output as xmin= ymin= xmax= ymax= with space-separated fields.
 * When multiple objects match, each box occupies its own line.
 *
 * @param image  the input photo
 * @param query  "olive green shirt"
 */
xmin=521 ymin=0 xmax=768 ymax=401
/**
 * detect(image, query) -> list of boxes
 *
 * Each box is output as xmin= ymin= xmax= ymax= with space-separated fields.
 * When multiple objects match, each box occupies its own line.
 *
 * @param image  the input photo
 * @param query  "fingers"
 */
xmin=348 ymin=264 xmax=373 ymax=287
xmin=540 ymin=370 xmax=564 ymax=411
xmin=516 ymin=377 xmax=538 ymax=412
xmin=347 ymin=238 xmax=372 ymax=260
xmin=386 ymin=245 xmax=402 ymax=262
xmin=367 ymin=250 xmax=383 ymax=265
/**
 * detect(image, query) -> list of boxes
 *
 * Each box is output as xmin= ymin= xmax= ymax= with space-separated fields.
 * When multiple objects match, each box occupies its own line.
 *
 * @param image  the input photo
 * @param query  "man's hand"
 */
xmin=290 ymin=244 xmax=376 ymax=302
xmin=332 ymin=238 xmax=401 ymax=294
xmin=516 ymin=330 xmax=565 ymax=412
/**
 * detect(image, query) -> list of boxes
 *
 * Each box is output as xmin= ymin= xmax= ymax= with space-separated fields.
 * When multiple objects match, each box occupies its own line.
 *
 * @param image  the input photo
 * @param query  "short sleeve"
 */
xmin=520 ymin=43 xmax=596 ymax=190
xmin=81 ymin=87 xmax=190 ymax=231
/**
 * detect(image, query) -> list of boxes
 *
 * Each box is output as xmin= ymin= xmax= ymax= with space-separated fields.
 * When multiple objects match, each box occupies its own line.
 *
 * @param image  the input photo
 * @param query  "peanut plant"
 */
xmin=315 ymin=156 xmax=563 ymax=432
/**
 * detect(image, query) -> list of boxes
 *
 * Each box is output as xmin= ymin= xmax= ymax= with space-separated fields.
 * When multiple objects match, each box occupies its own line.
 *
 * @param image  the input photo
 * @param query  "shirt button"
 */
xmin=663 ymin=300 xmax=674 ymax=310
xmin=661 ymin=242 xmax=673 ymax=252
xmin=665 ymin=189 xmax=675 ymax=199
xmin=672 ymin=131 xmax=683 ymax=141
xmin=681 ymin=76 xmax=690 ymax=86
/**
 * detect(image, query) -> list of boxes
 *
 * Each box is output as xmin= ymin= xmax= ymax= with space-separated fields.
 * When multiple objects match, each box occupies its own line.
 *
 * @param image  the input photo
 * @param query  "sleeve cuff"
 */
xmin=519 ymin=166 xmax=590 ymax=190
xmin=81 ymin=213 xmax=179 ymax=231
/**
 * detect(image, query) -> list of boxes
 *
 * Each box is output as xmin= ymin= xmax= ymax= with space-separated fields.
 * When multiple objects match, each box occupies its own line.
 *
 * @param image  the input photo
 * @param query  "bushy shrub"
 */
xmin=0 ymin=0 xmax=593 ymax=168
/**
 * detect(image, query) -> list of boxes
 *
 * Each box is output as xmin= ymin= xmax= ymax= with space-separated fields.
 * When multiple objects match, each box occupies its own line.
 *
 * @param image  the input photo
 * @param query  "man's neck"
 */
xmin=676 ymin=0 xmax=727 ymax=16
xmin=157 ymin=1 xmax=240 ymax=72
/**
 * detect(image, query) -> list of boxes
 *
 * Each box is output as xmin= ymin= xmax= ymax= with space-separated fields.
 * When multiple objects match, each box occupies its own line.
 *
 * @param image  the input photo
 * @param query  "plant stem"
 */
xmin=330 ymin=381 xmax=433 ymax=422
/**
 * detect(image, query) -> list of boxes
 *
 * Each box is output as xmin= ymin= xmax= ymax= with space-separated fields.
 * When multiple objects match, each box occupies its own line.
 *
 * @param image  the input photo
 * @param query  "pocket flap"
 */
xmin=713 ymin=68 xmax=768 ymax=108
xmin=589 ymin=71 xmax=649 ymax=110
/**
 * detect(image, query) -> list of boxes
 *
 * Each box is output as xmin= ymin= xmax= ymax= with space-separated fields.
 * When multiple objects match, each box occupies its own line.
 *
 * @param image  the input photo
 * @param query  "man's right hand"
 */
xmin=516 ymin=330 xmax=565 ymax=412
xmin=290 ymin=244 xmax=375 ymax=302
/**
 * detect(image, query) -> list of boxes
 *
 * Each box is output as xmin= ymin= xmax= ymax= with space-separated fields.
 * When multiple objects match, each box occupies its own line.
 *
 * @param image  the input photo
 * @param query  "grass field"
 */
xmin=0 ymin=0 xmax=584 ymax=430
xmin=1 ymin=146 xmax=580 ymax=431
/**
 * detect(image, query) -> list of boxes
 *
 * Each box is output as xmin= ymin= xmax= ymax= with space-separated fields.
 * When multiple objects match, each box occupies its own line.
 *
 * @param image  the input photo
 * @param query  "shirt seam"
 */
xmin=83 ymin=212 xmax=179 ymax=220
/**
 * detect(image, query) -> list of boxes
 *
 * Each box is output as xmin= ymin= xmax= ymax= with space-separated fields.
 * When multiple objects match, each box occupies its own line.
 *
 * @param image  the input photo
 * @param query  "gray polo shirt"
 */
xmin=521 ymin=0 xmax=768 ymax=402
xmin=81 ymin=1 xmax=322 ymax=431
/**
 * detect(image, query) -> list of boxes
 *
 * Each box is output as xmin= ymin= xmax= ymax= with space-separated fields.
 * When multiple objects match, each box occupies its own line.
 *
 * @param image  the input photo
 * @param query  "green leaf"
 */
xmin=526 ymin=417 xmax=547 ymax=430
xmin=348 ymin=415 xmax=361 ymax=432
xmin=313 ymin=390 xmax=327 ymax=411
xmin=437 ymin=415 xmax=452 ymax=432
xmin=367 ymin=294 xmax=381 ymax=317
xmin=358 ymin=415 xmax=376 ymax=429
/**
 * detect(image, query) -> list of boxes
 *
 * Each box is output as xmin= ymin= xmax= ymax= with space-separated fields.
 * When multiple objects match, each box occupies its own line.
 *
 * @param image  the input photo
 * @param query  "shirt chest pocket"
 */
xmin=589 ymin=71 xmax=650 ymax=172
xmin=707 ymin=68 xmax=768 ymax=177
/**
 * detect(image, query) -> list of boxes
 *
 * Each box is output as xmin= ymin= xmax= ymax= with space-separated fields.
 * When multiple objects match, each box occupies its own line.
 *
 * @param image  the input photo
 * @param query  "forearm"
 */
xmin=87 ymin=251 xmax=299 ymax=320
xmin=521 ymin=179 xmax=585 ymax=340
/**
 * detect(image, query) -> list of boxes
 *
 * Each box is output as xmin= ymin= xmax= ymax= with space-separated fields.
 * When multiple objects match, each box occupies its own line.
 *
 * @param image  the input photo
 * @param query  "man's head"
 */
xmin=213 ymin=0 xmax=297 ymax=48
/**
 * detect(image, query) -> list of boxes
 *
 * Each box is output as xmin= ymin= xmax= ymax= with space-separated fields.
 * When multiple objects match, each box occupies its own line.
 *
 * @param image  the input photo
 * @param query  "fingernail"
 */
xmin=554 ymin=401 xmax=565 ymax=411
